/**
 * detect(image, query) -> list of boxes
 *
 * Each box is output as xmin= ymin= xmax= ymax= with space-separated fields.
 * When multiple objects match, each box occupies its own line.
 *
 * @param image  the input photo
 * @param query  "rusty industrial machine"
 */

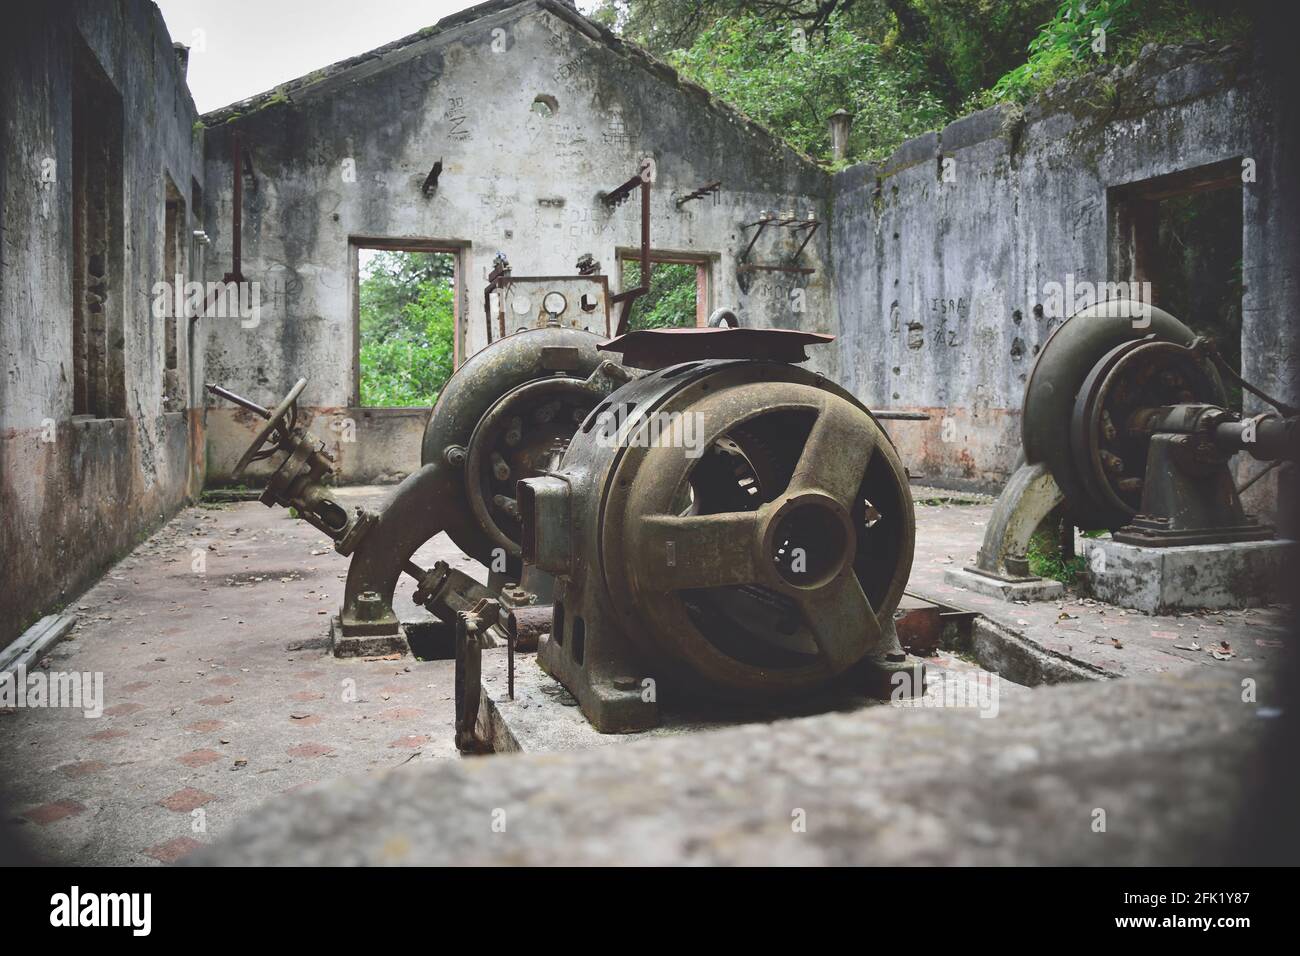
xmin=204 ymin=164 xmax=662 ymax=655
xmin=206 ymin=161 xmax=920 ymax=741
xmin=517 ymin=328 xmax=917 ymax=733
xmin=207 ymin=263 xmax=634 ymax=656
xmin=964 ymin=299 xmax=1296 ymax=595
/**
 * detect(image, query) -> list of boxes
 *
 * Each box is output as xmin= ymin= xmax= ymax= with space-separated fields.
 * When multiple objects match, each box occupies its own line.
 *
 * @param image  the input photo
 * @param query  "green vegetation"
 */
xmin=1026 ymin=528 xmax=1087 ymax=585
xmin=669 ymin=13 xmax=946 ymax=164
xmin=358 ymin=251 xmax=455 ymax=407
xmin=595 ymin=0 xmax=1253 ymax=164
xmin=623 ymin=260 xmax=699 ymax=330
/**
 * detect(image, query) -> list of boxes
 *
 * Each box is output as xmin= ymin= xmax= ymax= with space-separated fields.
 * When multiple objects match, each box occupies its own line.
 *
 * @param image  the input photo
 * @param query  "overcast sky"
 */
xmin=155 ymin=0 xmax=600 ymax=115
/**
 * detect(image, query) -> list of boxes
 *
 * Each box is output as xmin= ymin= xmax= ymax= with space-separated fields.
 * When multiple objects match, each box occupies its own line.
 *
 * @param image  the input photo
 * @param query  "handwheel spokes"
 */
xmin=788 ymin=398 xmax=876 ymax=509
xmin=794 ymin=570 xmax=882 ymax=671
xmin=636 ymin=511 xmax=763 ymax=591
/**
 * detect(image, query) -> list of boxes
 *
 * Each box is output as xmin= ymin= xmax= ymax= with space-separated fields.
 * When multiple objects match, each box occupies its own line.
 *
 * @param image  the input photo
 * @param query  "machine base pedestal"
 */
xmin=328 ymin=616 xmax=409 ymax=659
xmin=1082 ymin=537 xmax=1296 ymax=614
xmin=944 ymin=566 xmax=1065 ymax=602
xmin=480 ymin=646 xmax=940 ymax=753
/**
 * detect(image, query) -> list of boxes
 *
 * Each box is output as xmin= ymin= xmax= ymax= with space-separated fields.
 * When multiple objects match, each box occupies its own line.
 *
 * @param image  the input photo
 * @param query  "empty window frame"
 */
xmin=618 ymin=252 xmax=712 ymax=330
xmin=71 ymin=42 xmax=125 ymax=418
xmin=162 ymin=177 xmax=187 ymax=411
xmin=351 ymin=240 xmax=463 ymax=407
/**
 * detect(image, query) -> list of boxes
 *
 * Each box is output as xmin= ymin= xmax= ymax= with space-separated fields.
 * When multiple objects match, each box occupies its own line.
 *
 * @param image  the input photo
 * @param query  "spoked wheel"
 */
xmin=230 ymin=378 xmax=308 ymax=476
xmin=607 ymin=379 xmax=914 ymax=697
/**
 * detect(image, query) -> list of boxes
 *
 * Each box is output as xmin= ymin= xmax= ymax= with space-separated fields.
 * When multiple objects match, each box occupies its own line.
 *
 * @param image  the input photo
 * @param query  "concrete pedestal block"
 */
xmin=943 ymin=566 xmax=1064 ymax=601
xmin=1082 ymin=537 xmax=1297 ymax=614
xmin=328 ymin=616 xmax=409 ymax=658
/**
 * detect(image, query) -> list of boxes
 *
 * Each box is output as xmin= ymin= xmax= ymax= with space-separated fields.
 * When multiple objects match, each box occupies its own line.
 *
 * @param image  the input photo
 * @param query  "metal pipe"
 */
xmin=204 ymin=382 xmax=270 ymax=419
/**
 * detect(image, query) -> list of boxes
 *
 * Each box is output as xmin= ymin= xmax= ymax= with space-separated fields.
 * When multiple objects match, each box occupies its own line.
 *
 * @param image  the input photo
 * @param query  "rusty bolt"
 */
xmin=1100 ymin=410 xmax=1117 ymax=442
xmin=444 ymin=445 xmax=467 ymax=467
xmin=504 ymin=417 xmax=523 ymax=447
xmin=491 ymin=451 xmax=511 ymax=482
xmin=356 ymin=590 xmax=385 ymax=621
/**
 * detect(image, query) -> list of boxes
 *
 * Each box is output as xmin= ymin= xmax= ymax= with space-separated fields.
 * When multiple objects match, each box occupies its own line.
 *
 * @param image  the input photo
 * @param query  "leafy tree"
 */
xmin=597 ymin=0 xmax=1253 ymax=164
xmin=669 ymin=12 xmax=947 ymax=163
xmin=358 ymin=251 xmax=455 ymax=406
xmin=985 ymin=0 xmax=1251 ymax=104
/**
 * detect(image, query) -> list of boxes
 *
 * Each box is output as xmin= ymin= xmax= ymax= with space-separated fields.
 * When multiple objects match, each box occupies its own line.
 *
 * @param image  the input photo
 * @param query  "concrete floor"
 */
xmin=906 ymin=492 xmax=1290 ymax=678
xmin=0 ymin=486 xmax=1287 ymax=864
xmin=0 ymin=487 xmax=481 ymax=865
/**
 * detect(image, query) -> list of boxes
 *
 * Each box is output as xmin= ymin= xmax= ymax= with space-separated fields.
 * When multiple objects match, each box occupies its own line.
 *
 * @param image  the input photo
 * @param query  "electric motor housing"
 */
xmin=521 ymin=358 xmax=916 ymax=732
xmin=1021 ymin=300 xmax=1227 ymax=531
xmin=416 ymin=326 xmax=630 ymax=571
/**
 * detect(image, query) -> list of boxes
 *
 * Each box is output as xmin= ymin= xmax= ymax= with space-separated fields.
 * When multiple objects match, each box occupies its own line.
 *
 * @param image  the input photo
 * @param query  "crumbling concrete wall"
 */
xmin=199 ymin=0 xmax=833 ymax=484
xmin=832 ymin=40 xmax=1298 ymax=501
xmin=0 ymin=1 xmax=205 ymax=648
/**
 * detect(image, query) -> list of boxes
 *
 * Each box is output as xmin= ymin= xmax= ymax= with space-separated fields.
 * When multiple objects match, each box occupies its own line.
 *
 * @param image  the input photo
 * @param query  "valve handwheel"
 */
xmin=205 ymin=377 xmax=308 ymax=476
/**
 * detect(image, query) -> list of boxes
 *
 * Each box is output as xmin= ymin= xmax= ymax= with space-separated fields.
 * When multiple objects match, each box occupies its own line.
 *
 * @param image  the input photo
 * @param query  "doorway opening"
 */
xmin=1109 ymin=159 xmax=1244 ymax=407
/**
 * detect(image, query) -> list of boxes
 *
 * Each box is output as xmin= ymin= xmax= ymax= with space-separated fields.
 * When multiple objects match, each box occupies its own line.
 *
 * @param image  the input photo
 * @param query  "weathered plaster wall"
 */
xmin=832 ymin=40 xmax=1298 ymax=500
xmin=0 ymin=1 xmax=205 ymax=648
xmin=199 ymin=0 xmax=833 ymax=484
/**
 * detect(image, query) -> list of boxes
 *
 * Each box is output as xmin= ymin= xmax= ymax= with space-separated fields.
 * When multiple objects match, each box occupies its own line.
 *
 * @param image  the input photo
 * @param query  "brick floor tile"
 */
xmin=158 ymin=787 xmax=216 ymax=812
xmin=143 ymin=836 xmax=203 ymax=863
xmin=184 ymin=719 xmax=225 ymax=733
xmin=379 ymin=706 xmax=426 ymax=721
xmin=176 ymin=748 xmax=221 ymax=768
xmin=286 ymin=742 xmax=334 ymax=758
xmin=23 ymin=800 xmax=86 ymax=825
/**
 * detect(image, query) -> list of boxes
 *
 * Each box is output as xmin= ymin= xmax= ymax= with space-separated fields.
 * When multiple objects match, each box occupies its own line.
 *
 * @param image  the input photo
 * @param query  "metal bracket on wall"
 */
xmin=738 ymin=211 xmax=819 ymax=276
xmin=203 ymin=129 xmax=256 ymax=317
xmin=675 ymin=180 xmax=721 ymax=207
xmin=602 ymin=160 xmax=653 ymax=336
xmin=422 ymin=159 xmax=442 ymax=197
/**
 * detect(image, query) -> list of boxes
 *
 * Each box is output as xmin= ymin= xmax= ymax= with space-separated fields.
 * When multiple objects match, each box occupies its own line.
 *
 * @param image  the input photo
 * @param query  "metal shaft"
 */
xmin=204 ymin=382 xmax=271 ymax=419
